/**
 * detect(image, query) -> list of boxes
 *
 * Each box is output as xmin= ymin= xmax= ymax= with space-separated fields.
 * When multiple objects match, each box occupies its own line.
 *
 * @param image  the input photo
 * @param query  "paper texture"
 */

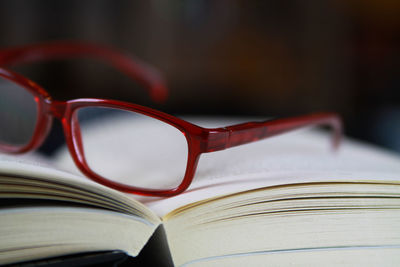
xmin=3 ymin=116 xmax=399 ymax=217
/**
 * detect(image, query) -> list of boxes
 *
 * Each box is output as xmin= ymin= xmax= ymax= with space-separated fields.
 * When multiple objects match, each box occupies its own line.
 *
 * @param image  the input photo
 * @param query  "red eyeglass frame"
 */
xmin=0 ymin=41 xmax=342 ymax=197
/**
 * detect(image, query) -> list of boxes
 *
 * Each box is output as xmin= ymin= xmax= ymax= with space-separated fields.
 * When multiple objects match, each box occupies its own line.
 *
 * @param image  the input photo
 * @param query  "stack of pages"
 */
xmin=1 ymin=118 xmax=399 ymax=266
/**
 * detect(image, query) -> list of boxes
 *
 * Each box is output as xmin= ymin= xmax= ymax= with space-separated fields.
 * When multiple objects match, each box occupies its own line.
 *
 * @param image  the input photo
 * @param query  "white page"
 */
xmin=0 ymin=152 xmax=160 ymax=223
xmin=138 ymin=118 xmax=399 ymax=216
xmin=147 ymin=129 xmax=400 ymax=217
xmin=5 ymin=116 xmax=398 ymax=217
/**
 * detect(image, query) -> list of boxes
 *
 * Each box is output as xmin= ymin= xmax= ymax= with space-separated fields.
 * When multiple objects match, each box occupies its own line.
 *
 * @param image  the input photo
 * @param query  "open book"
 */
xmin=1 ymin=117 xmax=400 ymax=266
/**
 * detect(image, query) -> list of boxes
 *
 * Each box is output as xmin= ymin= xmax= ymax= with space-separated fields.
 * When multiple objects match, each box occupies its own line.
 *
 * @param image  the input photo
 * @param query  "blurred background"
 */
xmin=0 ymin=0 xmax=399 ymax=154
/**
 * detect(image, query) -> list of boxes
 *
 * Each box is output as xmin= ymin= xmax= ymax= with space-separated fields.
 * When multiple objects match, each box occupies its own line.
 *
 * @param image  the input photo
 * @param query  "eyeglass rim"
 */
xmin=63 ymin=98 xmax=205 ymax=196
xmin=0 ymin=67 xmax=206 ymax=196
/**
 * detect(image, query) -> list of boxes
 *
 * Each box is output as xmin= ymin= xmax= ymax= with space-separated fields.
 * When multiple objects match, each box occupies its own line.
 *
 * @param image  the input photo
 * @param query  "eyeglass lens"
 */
xmin=74 ymin=107 xmax=189 ymax=190
xmin=0 ymin=77 xmax=38 ymax=147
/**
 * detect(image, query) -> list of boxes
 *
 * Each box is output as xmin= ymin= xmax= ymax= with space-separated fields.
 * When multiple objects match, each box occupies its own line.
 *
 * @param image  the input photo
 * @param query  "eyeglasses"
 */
xmin=0 ymin=41 xmax=342 ymax=197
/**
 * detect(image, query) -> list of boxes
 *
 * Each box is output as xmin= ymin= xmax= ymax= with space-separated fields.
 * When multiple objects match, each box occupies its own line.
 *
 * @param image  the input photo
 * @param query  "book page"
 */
xmin=0 ymin=153 xmax=161 ymax=264
xmin=163 ymin=181 xmax=400 ymax=266
xmin=49 ymin=116 xmax=400 ymax=217
xmin=0 ymin=206 xmax=156 ymax=265
xmin=0 ymin=153 xmax=160 ymax=224
xmin=146 ymin=119 xmax=400 ymax=217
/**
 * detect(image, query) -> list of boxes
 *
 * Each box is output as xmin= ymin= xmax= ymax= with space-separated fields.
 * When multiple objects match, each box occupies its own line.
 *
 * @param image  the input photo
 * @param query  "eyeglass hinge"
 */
xmin=203 ymin=128 xmax=230 ymax=152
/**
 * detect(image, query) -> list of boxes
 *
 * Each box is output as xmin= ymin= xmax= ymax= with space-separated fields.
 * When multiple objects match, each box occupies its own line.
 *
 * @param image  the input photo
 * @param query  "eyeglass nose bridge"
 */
xmin=28 ymin=98 xmax=67 ymax=151
xmin=45 ymin=99 xmax=67 ymax=120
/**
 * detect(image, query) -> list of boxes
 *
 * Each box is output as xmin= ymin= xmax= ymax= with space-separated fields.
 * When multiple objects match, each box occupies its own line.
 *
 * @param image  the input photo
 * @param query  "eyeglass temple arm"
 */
xmin=204 ymin=112 xmax=342 ymax=152
xmin=0 ymin=41 xmax=168 ymax=102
